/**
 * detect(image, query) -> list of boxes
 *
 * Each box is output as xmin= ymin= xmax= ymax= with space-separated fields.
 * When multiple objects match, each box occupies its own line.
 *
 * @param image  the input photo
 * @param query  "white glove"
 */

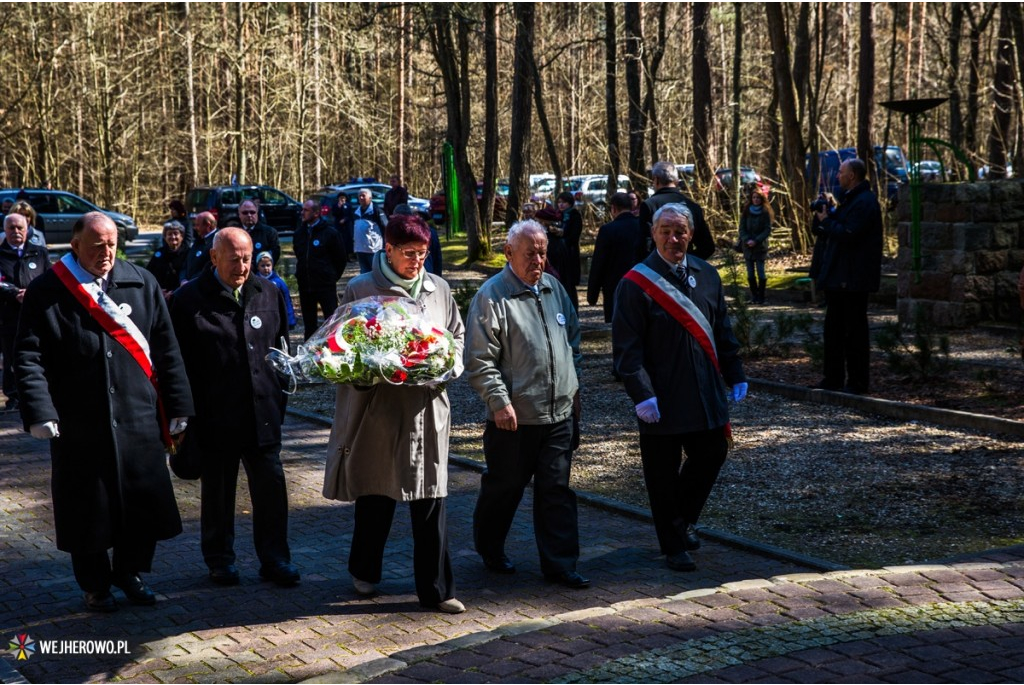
xmin=635 ymin=397 xmax=661 ymax=424
xmin=30 ymin=421 xmax=60 ymax=440
xmin=168 ymin=417 xmax=189 ymax=435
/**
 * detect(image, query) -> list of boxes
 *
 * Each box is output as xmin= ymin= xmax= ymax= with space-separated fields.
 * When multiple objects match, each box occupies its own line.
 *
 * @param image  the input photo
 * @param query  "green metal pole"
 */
xmin=442 ymin=142 xmax=462 ymax=238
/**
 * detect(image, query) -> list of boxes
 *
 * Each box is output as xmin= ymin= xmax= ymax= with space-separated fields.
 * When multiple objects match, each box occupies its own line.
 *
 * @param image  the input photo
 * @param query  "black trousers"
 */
xmin=71 ymin=539 xmax=156 ymax=593
xmin=349 ymin=494 xmax=454 ymax=606
xmin=823 ymin=289 xmax=871 ymax=392
xmin=1 ymin=325 xmax=16 ymax=401
xmin=639 ymin=427 xmax=729 ymax=556
xmin=298 ymin=284 xmax=339 ymax=340
xmin=473 ymin=418 xmax=579 ymax=576
xmin=200 ymin=441 xmax=290 ymax=569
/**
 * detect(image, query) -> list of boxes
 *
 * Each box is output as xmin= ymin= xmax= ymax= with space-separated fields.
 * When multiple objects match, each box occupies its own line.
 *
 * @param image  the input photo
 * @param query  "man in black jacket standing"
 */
xmin=182 ymin=211 xmax=218 ymax=282
xmin=170 ymin=227 xmax=298 ymax=588
xmin=293 ymin=199 xmax=346 ymax=339
xmin=238 ymin=199 xmax=281 ymax=265
xmin=812 ymin=159 xmax=883 ymax=394
xmin=638 ymin=161 xmax=715 ymax=260
xmin=587 ymin=192 xmax=641 ymax=323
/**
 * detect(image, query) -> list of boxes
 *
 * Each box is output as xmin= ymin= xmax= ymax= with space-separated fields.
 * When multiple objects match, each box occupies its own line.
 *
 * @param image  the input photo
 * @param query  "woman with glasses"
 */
xmin=323 ymin=213 xmax=466 ymax=614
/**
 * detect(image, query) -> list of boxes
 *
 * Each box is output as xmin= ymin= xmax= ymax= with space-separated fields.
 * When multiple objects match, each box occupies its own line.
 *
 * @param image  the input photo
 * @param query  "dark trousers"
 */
xmin=71 ymin=539 xmax=156 ymax=593
xmin=298 ymin=284 xmax=339 ymax=340
xmin=823 ymin=289 xmax=871 ymax=391
xmin=356 ymin=252 xmax=375 ymax=274
xmin=639 ymin=427 xmax=729 ymax=556
xmin=200 ymin=441 xmax=290 ymax=569
xmin=473 ymin=418 xmax=579 ymax=576
xmin=349 ymin=494 xmax=454 ymax=606
xmin=1 ymin=325 xmax=16 ymax=401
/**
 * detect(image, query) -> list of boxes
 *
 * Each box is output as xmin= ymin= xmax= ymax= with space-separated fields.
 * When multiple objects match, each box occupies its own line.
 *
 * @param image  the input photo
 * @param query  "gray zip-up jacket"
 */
xmin=465 ymin=266 xmax=581 ymax=425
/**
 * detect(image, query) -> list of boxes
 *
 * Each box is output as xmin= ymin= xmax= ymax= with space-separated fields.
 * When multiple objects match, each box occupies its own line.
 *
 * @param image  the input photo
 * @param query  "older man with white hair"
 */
xmin=612 ymin=203 xmax=747 ymax=573
xmin=465 ymin=220 xmax=588 ymax=589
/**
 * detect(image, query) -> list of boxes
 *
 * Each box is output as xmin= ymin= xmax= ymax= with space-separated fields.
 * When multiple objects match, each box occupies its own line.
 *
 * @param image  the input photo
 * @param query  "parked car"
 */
xmin=915 ymin=160 xmax=944 ymax=182
xmin=564 ymin=174 xmax=631 ymax=220
xmin=184 ymin=184 xmax=303 ymax=235
xmin=429 ymin=181 xmax=506 ymax=227
xmin=0 ymin=187 xmax=139 ymax=246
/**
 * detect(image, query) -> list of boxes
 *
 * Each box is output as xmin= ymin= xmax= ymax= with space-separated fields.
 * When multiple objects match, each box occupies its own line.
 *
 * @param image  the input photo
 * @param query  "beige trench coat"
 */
xmin=322 ymin=257 xmax=465 ymax=502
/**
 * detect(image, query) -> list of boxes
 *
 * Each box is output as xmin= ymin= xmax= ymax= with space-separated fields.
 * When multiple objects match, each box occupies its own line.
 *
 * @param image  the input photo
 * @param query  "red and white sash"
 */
xmin=623 ymin=261 xmax=733 ymax=445
xmin=52 ymin=254 xmax=171 ymax=447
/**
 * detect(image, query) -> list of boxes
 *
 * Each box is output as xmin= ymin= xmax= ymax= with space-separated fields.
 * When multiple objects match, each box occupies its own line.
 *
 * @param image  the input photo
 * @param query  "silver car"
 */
xmin=0 ymin=188 xmax=139 ymax=245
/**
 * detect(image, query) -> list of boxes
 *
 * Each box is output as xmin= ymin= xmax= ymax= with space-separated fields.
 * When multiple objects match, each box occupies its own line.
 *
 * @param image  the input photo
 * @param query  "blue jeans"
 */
xmin=745 ymin=258 xmax=766 ymax=292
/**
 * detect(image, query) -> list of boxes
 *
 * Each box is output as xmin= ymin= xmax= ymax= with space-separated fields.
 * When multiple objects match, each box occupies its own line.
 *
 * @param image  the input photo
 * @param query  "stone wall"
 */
xmin=896 ymin=179 xmax=1024 ymax=327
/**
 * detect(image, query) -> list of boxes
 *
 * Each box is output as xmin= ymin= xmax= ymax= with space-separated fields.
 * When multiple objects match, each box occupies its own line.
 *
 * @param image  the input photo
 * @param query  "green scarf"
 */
xmin=379 ymin=251 xmax=424 ymax=298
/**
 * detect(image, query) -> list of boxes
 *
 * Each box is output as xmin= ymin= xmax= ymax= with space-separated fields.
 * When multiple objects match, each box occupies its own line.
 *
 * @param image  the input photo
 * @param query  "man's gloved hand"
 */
xmin=168 ymin=417 xmax=189 ymax=435
xmin=635 ymin=397 xmax=661 ymax=423
xmin=730 ymin=382 xmax=749 ymax=402
xmin=30 ymin=421 xmax=60 ymax=440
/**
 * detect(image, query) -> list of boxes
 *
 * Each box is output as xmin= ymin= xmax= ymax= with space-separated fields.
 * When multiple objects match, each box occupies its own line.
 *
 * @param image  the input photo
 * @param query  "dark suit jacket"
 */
xmin=246 ymin=221 xmax=281 ymax=265
xmin=170 ymin=269 xmax=290 ymax=449
xmin=588 ymin=213 xmax=642 ymax=322
xmin=639 ymin=187 xmax=716 ymax=260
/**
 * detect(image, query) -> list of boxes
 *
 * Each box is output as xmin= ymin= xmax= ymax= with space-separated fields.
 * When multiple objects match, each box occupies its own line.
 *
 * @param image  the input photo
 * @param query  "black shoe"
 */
xmin=544 ymin=570 xmax=590 ymax=589
xmin=841 ymin=384 xmax=867 ymax=395
xmin=4 ymin=398 xmax=19 ymax=412
xmin=83 ymin=590 xmax=118 ymax=612
xmin=259 ymin=562 xmax=300 ymax=587
xmin=112 ymin=573 xmax=156 ymax=605
xmin=208 ymin=564 xmax=240 ymax=586
xmin=666 ymin=550 xmax=697 ymax=572
xmin=481 ymin=554 xmax=516 ymax=574
xmin=681 ymin=523 xmax=701 ymax=551
xmin=812 ymin=380 xmax=842 ymax=391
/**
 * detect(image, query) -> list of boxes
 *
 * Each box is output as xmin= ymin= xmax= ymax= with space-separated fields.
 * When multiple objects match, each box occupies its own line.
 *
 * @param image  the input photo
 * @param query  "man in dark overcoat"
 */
xmin=639 ymin=161 xmax=715 ymax=260
xmin=294 ymin=199 xmax=346 ymax=340
xmin=612 ymin=203 xmax=747 ymax=573
xmin=182 ymin=211 xmax=218 ymax=282
xmin=170 ymin=227 xmax=298 ymax=588
xmin=15 ymin=213 xmax=193 ymax=612
xmin=587 ymin=192 xmax=642 ymax=323
xmin=238 ymin=199 xmax=281 ymax=265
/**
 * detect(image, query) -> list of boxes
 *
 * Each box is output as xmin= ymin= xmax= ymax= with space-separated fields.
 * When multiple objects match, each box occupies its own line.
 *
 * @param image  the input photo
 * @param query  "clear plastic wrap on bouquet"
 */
xmin=266 ymin=296 xmax=457 ymax=393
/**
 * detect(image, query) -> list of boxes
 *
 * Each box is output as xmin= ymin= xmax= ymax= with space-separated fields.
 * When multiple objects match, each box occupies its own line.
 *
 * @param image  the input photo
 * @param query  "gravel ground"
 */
xmin=288 ymin=261 xmax=1024 ymax=569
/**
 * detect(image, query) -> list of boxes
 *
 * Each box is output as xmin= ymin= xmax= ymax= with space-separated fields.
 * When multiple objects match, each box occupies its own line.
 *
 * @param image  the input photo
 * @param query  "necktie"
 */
xmin=675 ymin=264 xmax=687 ymax=281
xmin=233 ymin=288 xmax=240 ymax=302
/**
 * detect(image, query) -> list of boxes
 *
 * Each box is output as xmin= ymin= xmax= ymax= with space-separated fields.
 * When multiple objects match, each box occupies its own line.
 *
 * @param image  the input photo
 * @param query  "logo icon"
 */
xmin=9 ymin=634 xmax=34 ymax=660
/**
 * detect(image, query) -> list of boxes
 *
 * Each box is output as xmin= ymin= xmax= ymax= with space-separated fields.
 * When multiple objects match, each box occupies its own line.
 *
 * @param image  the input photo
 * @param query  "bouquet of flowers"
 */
xmin=267 ymin=296 xmax=457 ymax=392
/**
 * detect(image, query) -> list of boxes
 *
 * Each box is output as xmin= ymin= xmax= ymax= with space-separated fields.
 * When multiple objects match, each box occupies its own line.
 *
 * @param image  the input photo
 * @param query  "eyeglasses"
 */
xmin=392 ymin=245 xmax=429 ymax=261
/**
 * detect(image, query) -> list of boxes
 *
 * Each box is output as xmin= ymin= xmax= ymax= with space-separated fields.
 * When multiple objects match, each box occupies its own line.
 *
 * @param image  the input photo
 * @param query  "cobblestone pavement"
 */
xmin=2 ymin=410 xmax=1022 ymax=684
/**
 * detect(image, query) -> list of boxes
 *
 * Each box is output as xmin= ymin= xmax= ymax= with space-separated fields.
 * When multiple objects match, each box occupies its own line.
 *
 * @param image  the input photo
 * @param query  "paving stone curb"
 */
xmin=749 ymin=378 xmax=1024 ymax=437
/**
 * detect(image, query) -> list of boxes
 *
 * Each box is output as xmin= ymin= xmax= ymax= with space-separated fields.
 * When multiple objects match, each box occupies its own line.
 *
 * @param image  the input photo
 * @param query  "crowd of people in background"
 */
xmin=0 ymin=159 xmax=891 ymax=617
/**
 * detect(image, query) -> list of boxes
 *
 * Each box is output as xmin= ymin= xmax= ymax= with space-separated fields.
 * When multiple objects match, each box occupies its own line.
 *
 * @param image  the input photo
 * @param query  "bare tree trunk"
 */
xmin=729 ymin=2 xmax=742 ymax=220
xmin=234 ymin=3 xmax=244 ymax=181
xmin=856 ymin=3 xmax=875 ymax=168
xmin=1007 ymin=3 xmax=1024 ymax=175
xmin=624 ymin=3 xmax=646 ymax=189
xmin=966 ymin=5 xmax=996 ymax=153
xmin=692 ymin=2 xmax=714 ymax=184
xmin=396 ymin=4 xmax=407 ymax=181
xmin=987 ymin=4 xmax=1014 ymax=179
xmin=792 ymin=3 xmax=811 ymax=122
xmin=312 ymin=2 xmax=322 ymax=188
xmin=643 ymin=4 xmax=667 ymax=167
xmin=506 ymin=3 xmax=534 ymax=226
xmin=766 ymin=3 xmax=808 ymax=252
xmin=604 ymin=2 xmax=621 ymax=198
xmin=480 ymin=2 xmax=498 ymax=246
xmin=947 ymin=3 xmax=965 ymax=154
xmin=532 ymin=53 xmax=563 ymax=194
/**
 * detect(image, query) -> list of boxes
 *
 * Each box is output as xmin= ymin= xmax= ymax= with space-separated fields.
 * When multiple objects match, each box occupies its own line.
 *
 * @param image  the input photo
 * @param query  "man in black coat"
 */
xmin=294 ymin=199 xmax=347 ymax=340
xmin=1 ymin=212 xmax=50 ymax=411
xmin=383 ymin=174 xmax=409 ymax=217
xmin=238 ymin=199 xmax=281 ymax=265
xmin=170 ymin=227 xmax=299 ymax=588
xmin=587 ymin=192 xmax=642 ymax=323
xmin=812 ymin=158 xmax=883 ymax=394
xmin=182 ymin=211 xmax=218 ymax=282
xmin=612 ymin=203 xmax=746 ymax=573
xmin=639 ymin=161 xmax=715 ymax=260
xmin=15 ymin=213 xmax=193 ymax=612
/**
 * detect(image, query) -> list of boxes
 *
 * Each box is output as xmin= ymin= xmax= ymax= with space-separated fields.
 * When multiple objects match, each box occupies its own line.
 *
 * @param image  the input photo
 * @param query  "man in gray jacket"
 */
xmin=465 ymin=220 xmax=588 ymax=589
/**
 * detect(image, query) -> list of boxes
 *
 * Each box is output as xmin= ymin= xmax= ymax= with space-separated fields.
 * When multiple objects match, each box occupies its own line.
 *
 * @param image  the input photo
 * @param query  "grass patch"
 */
xmin=439 ymin=232 xmax=506 ymax=270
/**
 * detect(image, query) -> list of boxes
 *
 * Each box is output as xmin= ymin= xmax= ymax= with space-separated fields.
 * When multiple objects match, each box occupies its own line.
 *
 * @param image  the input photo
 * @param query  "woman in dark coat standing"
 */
xmin=737 ymin=188 xmax=773 ymax=304
xmin=145 ymin=220 xmax=190 ymax=297
xmin=15 ymin=213 xmax=194 ymax=611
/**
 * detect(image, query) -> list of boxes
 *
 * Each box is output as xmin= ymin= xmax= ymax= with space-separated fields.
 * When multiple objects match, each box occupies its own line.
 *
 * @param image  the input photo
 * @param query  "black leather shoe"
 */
xmin=682 ymin=523 xmax=701 ymax=551
xmin=544 ymin=570 xmax=590 ymax=589
xmin=112 ymin=573 xmax=156 ymax=605
xmin=481 ymin=554 xmax=516 ymax=574
xmin=813 ymin=380 xmax=842 ymax=391
xmin=83 ymin=590 xmax=118 ymax=612
xmin=666 ymin=550 xmax=697 ymax=572
xmin=259 ymin=562 xmax=300 ymax=587
xmin=208 ymin=565 xmax=240 ymax=586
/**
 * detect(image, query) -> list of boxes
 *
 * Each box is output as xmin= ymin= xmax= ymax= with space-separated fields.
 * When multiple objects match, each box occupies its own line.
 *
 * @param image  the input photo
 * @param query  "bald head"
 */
xmin=210 ymin=227 xmax=253 ymax=289
xmin=195 ymin=212 xmax=217 ymax=237
xmin=72 ymin=212 xmax=118 ymax=278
